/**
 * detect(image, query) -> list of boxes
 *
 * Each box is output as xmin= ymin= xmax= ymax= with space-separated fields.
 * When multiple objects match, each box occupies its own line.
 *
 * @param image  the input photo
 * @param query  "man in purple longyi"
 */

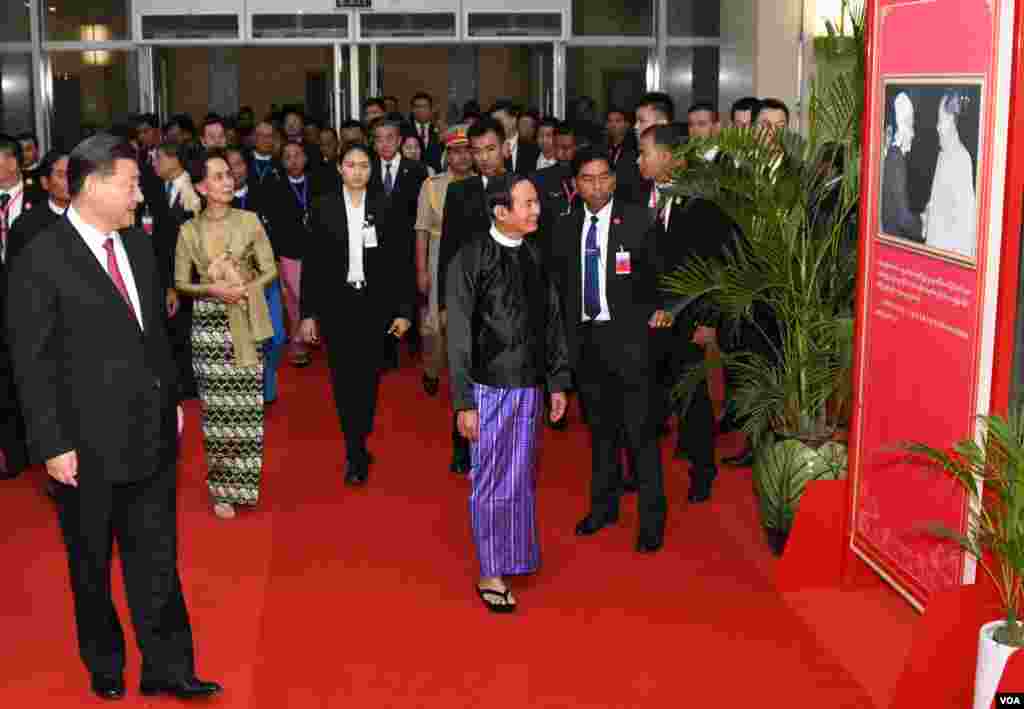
xmin=446 ymin=174 xmax=570 ymax=614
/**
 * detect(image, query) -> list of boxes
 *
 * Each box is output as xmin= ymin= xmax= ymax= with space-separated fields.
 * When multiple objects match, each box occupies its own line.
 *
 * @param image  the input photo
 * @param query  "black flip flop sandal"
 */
xmin=476 ymin=586 xmax=517 ymax=614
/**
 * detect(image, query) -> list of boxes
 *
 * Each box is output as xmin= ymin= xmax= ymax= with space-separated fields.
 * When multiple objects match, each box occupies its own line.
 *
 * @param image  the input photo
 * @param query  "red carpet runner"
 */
xmin=0 ymin=356 xmax=902 ymax=707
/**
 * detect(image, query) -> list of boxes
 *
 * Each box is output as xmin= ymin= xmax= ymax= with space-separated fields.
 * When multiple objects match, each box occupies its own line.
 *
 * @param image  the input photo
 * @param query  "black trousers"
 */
xmin=167 ymin=298 xmax=196 ymax=398
xmin=55 ymin=463 xmax=194 ymax=680
xmin=675 ymin=352 xmax=718 ymax=487
xmin=576 ymin=322 xmax=666 ymax=540
xmin=323 ymin=309 xmax=385 ymax=468
xmin=662 ymin=330 xmax=718 ymax=488
xmin=0 ymin=358 xmax=28 ymax=478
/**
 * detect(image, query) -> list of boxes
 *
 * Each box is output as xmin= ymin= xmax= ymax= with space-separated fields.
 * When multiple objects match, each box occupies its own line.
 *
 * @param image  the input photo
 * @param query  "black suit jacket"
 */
xmin=264 ymin=175 xmax=316 ymax=260
xmin=656 ymin=197 xmax=736 ymax=362
xmin=438 ymin=175 xmax=491 ymax=308
xmin=301 ymin=189 xmax=414 ymax=340
xmin=5 ymin=217 xmax=178 ymax=481
xmin=507 ymin=141 xmax=542 ymax=176
xmin=881 ymin=148 xmax=923 ymax=241
xmin=530 ymin=163 xmax=577 ymax=264
xmin=409 ymin=119 xmax=444 ymax=172
xmin=146 ymin=182 xmax=197 ymax=291
xmin=5 ymin=202 xmax=61 ymax=267
xmin=370 ymin=156 xmax=429 ymax=285
xmin=549 ymin=200 xmax=663 ymax=369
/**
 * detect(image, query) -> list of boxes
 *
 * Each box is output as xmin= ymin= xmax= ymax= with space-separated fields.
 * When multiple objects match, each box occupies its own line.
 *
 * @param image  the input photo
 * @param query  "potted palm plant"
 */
xmin=660 ymin=4 xmax=864 ymax=554
xmin=662 ymin=81 xmax=861 ymax=552
xmin=903 ymin=410 xmax=1024 ymax=709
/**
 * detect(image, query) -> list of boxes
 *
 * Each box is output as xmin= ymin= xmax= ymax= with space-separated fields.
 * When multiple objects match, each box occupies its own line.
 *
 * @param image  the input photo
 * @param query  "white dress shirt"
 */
xmin=344 ymin=187 xmax=367 ymax=286
xmin=1 ymin=179 xmax=26 ymax=226
xmin=490 ymin=224 xmax=522 ymax=249
xmin=380 ymin=155 xmax=401 ymax=187
xmin=67 ymin=205 xmax=144 ymax=330
xmin=507 ymin=134 xmax=519 ymax=172
xmin=416 ymin=122 xmax=432 ymax=147
xmin=536 ymin=153 xmax=557 ymax=171
xmin=48 ymin=200 xmax=67 ymax=216
xmin=167 ymin=171 xmax=191 ymax=208
xmin=580 ymin=199 xmax=613 ymax=322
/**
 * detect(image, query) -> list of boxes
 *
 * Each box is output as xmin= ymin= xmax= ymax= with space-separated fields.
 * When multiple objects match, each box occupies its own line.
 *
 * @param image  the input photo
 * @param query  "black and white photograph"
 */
xmin=879 ymin=77 xmax=983 ymax=261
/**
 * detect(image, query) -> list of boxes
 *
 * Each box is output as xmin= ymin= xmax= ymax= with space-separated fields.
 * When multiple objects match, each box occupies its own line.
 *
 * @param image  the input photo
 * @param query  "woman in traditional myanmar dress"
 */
xmin=175 ymin=149 xmax=278 ymax=519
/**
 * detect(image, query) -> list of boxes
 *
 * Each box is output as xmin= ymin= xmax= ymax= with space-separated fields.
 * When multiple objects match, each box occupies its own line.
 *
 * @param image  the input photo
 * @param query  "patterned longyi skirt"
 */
xmin=191 ymin=298 xmax=264 ymax=506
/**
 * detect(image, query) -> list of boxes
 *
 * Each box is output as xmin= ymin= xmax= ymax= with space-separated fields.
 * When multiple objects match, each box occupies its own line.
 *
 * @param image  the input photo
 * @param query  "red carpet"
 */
xmin=0 ymin=355 xmax=915 ymax=707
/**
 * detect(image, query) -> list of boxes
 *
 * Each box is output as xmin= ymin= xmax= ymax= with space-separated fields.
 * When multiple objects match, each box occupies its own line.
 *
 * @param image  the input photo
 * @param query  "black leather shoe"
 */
xmin=574 ymin=511 xmax=619 ymax=536
xmin=546 ymin=412 xmax=568 ymax=431
xmin=687 ymin=483 xmax=713 ymax=504
xmin=140 ymin=676 xmax=223 ymax=699
xmin=91 ymin=673 xmax=125 ymax=701
xmin=723 ymin=447 xmax=755 ymax=467
xmin=422 ymin=374 xmax=440 ymax=397
xmin=345 ymin=462 xmax=368 ymax=486
xmin=636 ymin=535 xmax=664 ymax=553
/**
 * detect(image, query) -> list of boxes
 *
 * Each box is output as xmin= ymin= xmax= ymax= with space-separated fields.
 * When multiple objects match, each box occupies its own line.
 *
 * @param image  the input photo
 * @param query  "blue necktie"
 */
xmin=584 ymin=215 xmax=601 ymax=320
xmin=384 ymin=162 xmax=393 ymax=194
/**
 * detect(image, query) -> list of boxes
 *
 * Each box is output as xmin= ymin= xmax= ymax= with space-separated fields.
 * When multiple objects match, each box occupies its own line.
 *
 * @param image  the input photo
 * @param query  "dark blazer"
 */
xmin=408 ymin=119 xmax=444 ymax=172
xmin=549 ymin=199 xmax=663 ymax=369
xmin=438 ymin=175 xmax=491 ymax=308
xmin=370 ymin=155 xmax=429 ymax=281
xmin=247 ymin=154 xmax=284 ymax=190
xmin=881 ymin=148 xmax=923 ymax=241
xmin=530 ymin=163 xmax=577 ymax=264
xmin=147 ymin=182 xmax=197 ymax=291
xmin=507 ymin=140 xmax=542 ymax=176
xmin=264 ymin=174 xmax=315 ymax=260
xmin=301 ymin=189 xmax=414 ymax=338
xmin=5 ymin=217 xmax=178 ymax=481
xmin=5 ymin=202 xmax=60 ymax=267
xmin=310 ymin=162 xmax=342 ymax=199
xmin=656 ymin=196 xmax=736 ymax=362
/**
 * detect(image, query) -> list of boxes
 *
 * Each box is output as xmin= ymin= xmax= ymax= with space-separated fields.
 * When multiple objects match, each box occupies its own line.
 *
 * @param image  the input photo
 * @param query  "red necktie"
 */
xmin=103 ymin=237 xmax=138 ymax=322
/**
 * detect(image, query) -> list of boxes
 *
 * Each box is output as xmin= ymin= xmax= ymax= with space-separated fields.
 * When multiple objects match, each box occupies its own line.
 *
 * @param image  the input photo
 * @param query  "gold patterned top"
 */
xmin=174 ymin=208 xmax=278 ymax=366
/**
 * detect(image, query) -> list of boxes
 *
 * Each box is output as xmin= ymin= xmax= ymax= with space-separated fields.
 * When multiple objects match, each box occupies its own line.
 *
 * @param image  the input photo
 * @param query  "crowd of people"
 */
xmin=0 ymin=89 xmax=791 ymax=699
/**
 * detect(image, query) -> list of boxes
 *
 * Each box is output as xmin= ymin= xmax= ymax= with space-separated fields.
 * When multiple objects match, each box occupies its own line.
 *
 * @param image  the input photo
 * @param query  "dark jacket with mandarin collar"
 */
xmin=445 ymin=230 xmax=571 ymax=412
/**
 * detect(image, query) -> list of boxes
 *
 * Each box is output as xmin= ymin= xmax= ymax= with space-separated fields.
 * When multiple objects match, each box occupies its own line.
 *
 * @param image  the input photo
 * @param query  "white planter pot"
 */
xmin=974 ymin=620 xmax=1021 ymax=709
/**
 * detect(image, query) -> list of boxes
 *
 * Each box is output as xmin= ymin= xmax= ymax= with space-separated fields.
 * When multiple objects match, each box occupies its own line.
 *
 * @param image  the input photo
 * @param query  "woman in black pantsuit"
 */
xmin=299 ymin=144 xmax=413 ymax=485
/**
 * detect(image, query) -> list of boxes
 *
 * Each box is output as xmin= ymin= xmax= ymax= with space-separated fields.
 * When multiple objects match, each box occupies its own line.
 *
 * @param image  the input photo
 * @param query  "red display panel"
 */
xmin=849 ymin=0 xmax=1013 ymax=609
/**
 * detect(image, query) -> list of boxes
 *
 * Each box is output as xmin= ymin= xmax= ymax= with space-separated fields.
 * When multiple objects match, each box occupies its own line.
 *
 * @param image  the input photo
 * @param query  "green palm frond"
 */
xmin=661 ymin=48 xmax=863 ymax=445
xmin=903 ymin=407 xmax=1024 ymax=644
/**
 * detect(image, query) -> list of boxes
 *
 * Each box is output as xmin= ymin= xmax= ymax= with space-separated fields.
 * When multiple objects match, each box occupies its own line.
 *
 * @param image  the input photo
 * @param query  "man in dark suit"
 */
xmin=5 ymin=134 xmax=220 ymax=701
xmin=549 ymin=147 xmax=674 ymax=553
xmin=438 ymin=117 xmax=509 ymax=474
xmin=531 ymin=122 xmax=579 ymax=263
xmin=491 ymin=101 xmax=541 ymax=176
xmin=1 ymin=150 xmax=69 ymax=484
xmin=0 ymin=133 xmax=40 ymax=479
xmin=369 ymin=116 xmax=428 ymax=359
xmin=5 ymin=150 xmax=69 ymax=265
xmin=640 ymin=123 xmax=734 ymax=502
xmin=410 ymin=92 xmax=444 ymax=172
xmin=606 ymin=108 xmax=645 ymax=211
xmin=150 ymin=140 xmax=200 ymax=396
xmin=247 ymin=121 xmax=284 ymax=190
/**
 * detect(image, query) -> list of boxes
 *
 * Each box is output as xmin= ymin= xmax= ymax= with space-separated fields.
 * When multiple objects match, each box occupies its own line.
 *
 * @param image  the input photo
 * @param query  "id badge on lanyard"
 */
xmin=291 ymin=180 xmax=310 ymax=229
